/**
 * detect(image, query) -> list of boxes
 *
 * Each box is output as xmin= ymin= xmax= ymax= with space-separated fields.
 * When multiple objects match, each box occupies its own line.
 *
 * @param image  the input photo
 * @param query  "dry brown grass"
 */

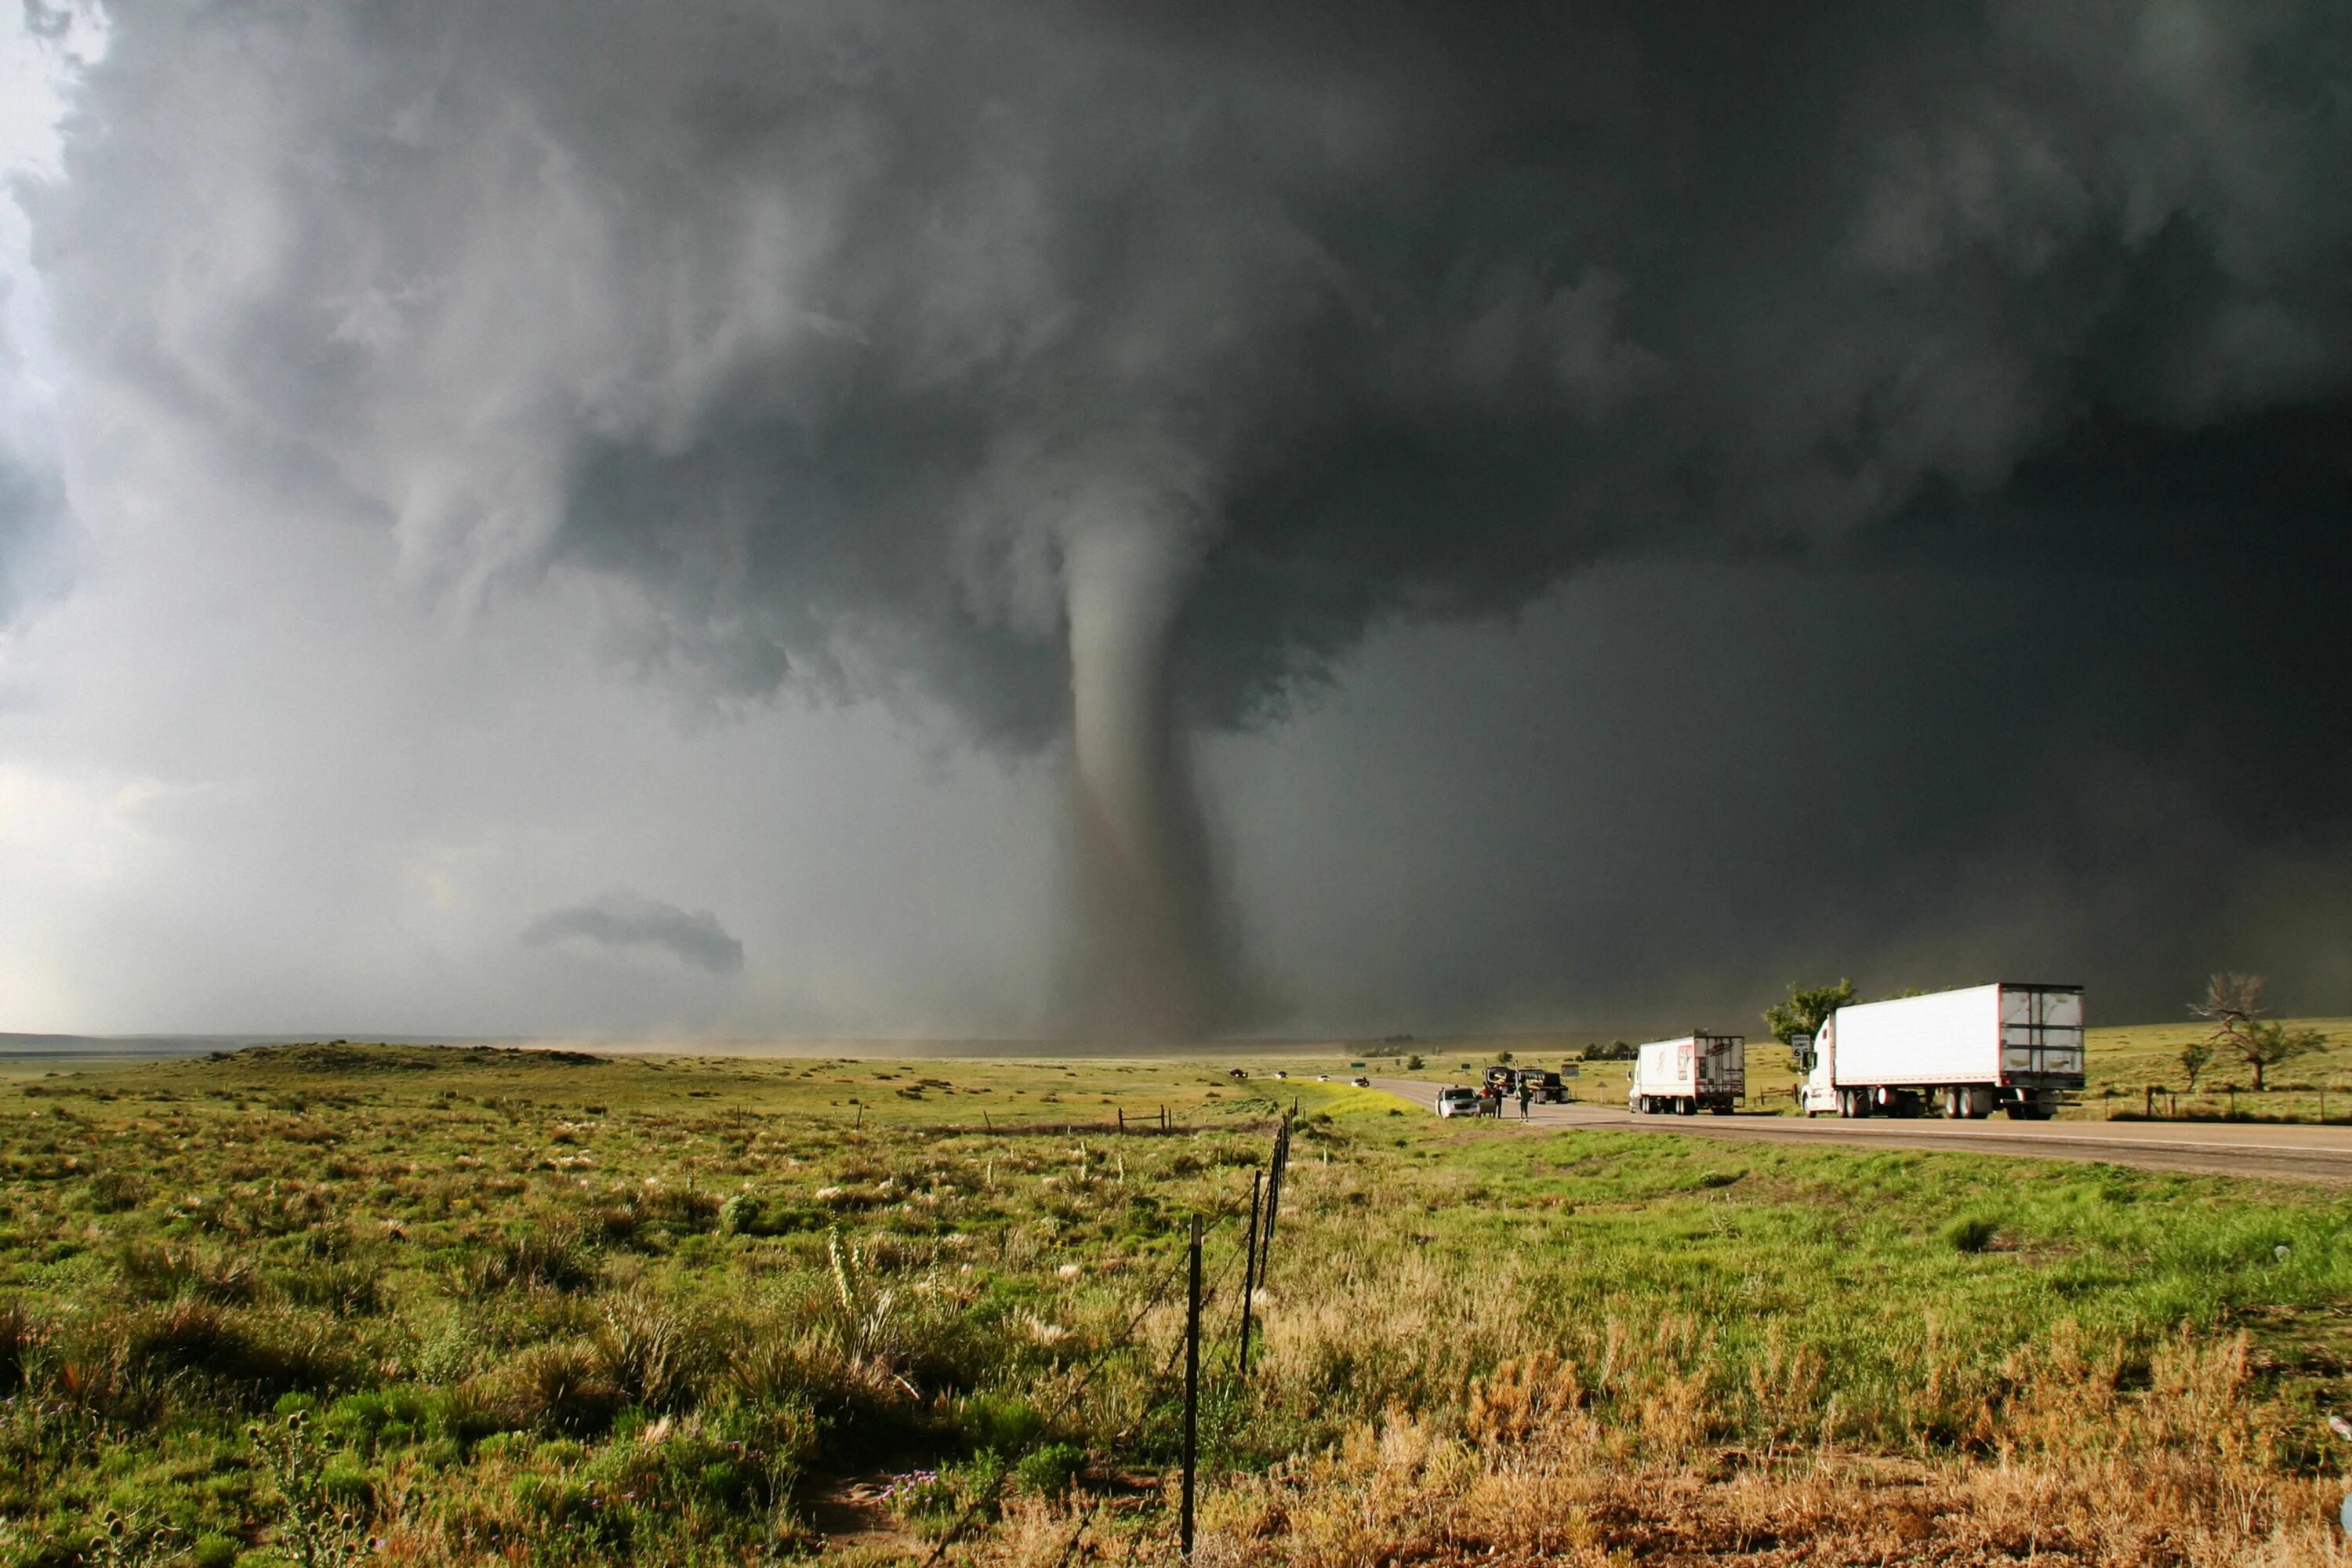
xmin=956 ymin=1328 xmax=2350 ymax=1566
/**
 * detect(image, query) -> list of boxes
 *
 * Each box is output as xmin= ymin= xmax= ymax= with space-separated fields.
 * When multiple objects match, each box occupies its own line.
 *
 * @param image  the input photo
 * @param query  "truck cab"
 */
xmin=1797 ymin=1020 xmax=1838 ymax=1116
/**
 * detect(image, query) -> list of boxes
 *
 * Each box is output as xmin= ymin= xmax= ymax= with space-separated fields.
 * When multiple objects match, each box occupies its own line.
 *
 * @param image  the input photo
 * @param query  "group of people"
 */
xmin=1478 ymin=1078 xmax=1536 ymax=1118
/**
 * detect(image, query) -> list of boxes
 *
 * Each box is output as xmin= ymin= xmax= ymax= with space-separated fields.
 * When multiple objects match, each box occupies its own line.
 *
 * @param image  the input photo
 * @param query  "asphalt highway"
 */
xmin=1368 ymin=1078 xmax=2352 ymax=1182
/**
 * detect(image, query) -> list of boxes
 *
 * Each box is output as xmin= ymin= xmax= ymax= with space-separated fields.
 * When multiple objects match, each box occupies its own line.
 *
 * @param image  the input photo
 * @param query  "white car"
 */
xmin=1436 ymin=1086 xmax=1479 ymax=1118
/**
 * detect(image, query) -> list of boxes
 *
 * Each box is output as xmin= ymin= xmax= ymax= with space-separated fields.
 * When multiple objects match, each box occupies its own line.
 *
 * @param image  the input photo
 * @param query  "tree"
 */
xmin=2234 ymin=1019 xmax=2325 ymax=1092
xmin=2178 ymin=1037 xmax=2213 ymax=1094
xmin=1405 ymin=1053 xmax=1424 ymax=1071
xmin=1764 ymin=979 xmax=1857 ymax=1052
xmin=2187 ymin=972 xmax=2328 ymax=1091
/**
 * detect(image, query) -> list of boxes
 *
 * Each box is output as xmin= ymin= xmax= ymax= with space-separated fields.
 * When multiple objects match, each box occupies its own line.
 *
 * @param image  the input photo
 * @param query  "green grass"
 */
xmin=0 ymin=1042 xmax=2347 ymax=1564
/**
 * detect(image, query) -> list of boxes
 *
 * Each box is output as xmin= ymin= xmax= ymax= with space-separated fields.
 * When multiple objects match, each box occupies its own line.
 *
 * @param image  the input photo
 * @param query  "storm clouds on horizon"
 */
xmin=1 ymin=0 xmax=2349 ymax=1039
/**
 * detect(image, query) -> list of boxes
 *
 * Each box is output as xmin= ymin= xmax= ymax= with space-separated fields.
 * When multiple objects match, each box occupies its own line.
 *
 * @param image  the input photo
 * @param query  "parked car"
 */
xmin=1436 ymin=1086 xmax=1480 ymax=1118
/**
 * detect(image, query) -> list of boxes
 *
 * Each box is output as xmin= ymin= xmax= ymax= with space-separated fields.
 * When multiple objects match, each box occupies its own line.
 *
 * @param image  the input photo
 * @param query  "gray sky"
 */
xmin=3 ymin=2 xmax=2350 ymax=1040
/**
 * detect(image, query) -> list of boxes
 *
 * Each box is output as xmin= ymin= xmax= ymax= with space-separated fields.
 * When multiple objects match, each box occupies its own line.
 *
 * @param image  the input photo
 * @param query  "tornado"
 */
xmin=1062 ymin=517 xmax=1221 ymax=1041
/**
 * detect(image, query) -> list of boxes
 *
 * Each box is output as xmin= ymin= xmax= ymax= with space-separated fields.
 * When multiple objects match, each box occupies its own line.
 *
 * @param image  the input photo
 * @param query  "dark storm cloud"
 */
xmin=38 ymin=0 xmax=2344 ymax=734
xmin=23 ymin=0 xmax=2352 ymax=1025
xmin=522 ymin=891 xmax=745 ymax=976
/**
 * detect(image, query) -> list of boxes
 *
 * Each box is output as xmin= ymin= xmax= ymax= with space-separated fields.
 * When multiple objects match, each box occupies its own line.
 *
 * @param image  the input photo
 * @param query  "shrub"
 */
xmin=486 ymin=1341 xmax=622 ymax=1436
xmin=193 ymin=1534 xmax=240 ymax=1568
xmin=704 ymin=1392 xmax=822 ymax=1501
xmin=124 ymin=1301 xmax=347 ymax=1397
xmin=0 ymin=1302 xmax=32 ymax=1396
xmin=1014 ymin=1440 xmax=1085 ymax=1495
xmin=466 ymin=1220 xmax=599 ymax=1294
xmin=84 ymin=1171 xmax=150 ymax=1213
xmin=594 ymin=1292 xmax=706 ymax=1411
xmin=641 ymin=1184 xmax=722 ymax=1234
xmin=1944 ymin=1214 xmax=2000 ymax=1254
xmin=267 ymin=1258 xmax=385 ymax=1316
xmin=118 ymin=1242 xmax=257 ymax=1304
xmin=953 ymin=1391 xmax=1044 ymax=1455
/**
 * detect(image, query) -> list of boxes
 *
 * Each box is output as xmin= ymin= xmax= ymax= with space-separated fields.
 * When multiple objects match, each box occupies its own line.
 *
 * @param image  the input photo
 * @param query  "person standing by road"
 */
xmin=1518 ymin=1080 xmax=1533 ymax=1119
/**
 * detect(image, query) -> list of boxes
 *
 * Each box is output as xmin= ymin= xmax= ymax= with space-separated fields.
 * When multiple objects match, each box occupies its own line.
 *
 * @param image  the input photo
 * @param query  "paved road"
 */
xmin=1369 ymin=1078 xmax=2352 ymax=1182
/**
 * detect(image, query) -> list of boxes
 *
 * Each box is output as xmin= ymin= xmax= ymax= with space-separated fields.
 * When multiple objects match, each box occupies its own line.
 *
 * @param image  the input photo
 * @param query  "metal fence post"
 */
xmin=1237 ymin=1169 xmax=1263 ymax=1375
xmin=1182 ymin=1214 xmax=1201 ymax=1555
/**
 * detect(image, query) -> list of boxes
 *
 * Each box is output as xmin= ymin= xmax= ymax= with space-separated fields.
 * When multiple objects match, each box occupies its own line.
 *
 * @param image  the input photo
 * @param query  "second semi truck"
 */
xmin=1796 ymin=982 xmax=2084 ymax=1120
xmin=1628 ymin=1034 xmax=1745 ymax=1115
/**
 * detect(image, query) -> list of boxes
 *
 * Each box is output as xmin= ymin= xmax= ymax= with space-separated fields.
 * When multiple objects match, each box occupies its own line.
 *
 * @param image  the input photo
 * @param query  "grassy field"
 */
xmin=2 ymin=1042 xmax=2350 ymax=1565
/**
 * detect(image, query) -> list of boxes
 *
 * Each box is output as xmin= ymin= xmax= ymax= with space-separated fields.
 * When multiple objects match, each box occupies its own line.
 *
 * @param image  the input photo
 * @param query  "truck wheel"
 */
xmin=1679 ymin=1098 xmax=1697 ymax=1116
xmin=1709 ymin=1102 xmax=1732 ymax=1116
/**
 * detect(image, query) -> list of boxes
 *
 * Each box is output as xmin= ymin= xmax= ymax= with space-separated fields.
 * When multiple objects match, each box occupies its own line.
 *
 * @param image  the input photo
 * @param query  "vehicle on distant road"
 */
xmin=1524 ymin=1070 xmax=1567 ymax=1103
xmin=1436 ymin=1086 xmax=1479 ymax=1118
xmin=1629 ymin=1034 xmax=1745 ymax=1116
xmin=1796 ymin=982 xmax=2083 ymax=1120
xmin=1350 ymin=1075 xmax=1371 ymax=1087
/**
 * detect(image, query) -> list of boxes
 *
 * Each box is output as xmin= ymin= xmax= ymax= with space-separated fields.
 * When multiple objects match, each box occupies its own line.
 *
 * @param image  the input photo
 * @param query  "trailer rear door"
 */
xmin=1998 ymin=986 xmax=2085 ymax=1084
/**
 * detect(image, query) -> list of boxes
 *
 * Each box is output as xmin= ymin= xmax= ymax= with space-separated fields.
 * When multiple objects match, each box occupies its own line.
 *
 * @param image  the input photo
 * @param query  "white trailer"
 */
xmin=1628 ymin=1034 xmax=1744 ymax=1116
xmin=1797 ymin=982 xmax=2084 ymax=1120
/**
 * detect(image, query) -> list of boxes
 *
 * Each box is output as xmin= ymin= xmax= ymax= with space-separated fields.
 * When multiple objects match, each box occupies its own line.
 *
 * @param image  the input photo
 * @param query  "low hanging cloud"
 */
xmin=521 ymin=891 xmax=745 ymax=976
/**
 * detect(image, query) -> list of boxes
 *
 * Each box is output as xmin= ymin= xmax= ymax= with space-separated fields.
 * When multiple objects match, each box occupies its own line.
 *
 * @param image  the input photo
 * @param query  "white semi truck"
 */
xmin=1796 ymin=982 xmax=2084 ymax=1120
xmin=1628 ymin=1034 xmax=1745 ymax=1115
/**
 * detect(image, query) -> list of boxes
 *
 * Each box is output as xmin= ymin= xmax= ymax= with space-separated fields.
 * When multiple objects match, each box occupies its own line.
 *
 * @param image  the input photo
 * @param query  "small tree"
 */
xmin=1764 ymin=979 xmax=1856 ymax=1069
xmin=2178 ymin=1037 xmax=2213 ymax=1094
xmin=1404 ymin=1053 xmax=1424 ymax=1071
xmin=2234 ymin=1019 xmax=2325 ymax=1092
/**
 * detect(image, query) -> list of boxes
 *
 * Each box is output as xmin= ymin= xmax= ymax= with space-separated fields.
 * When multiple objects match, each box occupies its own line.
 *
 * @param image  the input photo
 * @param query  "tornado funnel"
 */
xmin=1064 ymin=519 xmax=1220 ymax=1040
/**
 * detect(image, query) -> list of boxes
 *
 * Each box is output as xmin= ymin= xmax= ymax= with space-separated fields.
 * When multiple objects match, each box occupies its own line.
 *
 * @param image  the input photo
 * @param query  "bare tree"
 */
xmin=2190 ymin=972 xmax=2327 ymax=1091
xmin=2190 ymin=971 xmax=2267 ymax=1036
xmin=2179 ymin=1037 xmax=2213 ymax=1094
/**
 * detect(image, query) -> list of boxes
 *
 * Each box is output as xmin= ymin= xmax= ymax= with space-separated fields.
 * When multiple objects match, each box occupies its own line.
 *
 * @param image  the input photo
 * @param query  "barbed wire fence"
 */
xmin=920 ymin=1105 xmax=1297 ymax=1564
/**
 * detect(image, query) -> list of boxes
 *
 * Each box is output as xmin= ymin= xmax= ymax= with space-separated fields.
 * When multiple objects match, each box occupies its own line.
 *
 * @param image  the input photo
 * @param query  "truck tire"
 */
xmin=1709 ymin=1102 xmax=1732 ymax=1115
xmin=1679 ymin=1097 xmax=1697 ymax=1116
xmin=2007 ymin=1099 xmax=2052 ymax=1120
